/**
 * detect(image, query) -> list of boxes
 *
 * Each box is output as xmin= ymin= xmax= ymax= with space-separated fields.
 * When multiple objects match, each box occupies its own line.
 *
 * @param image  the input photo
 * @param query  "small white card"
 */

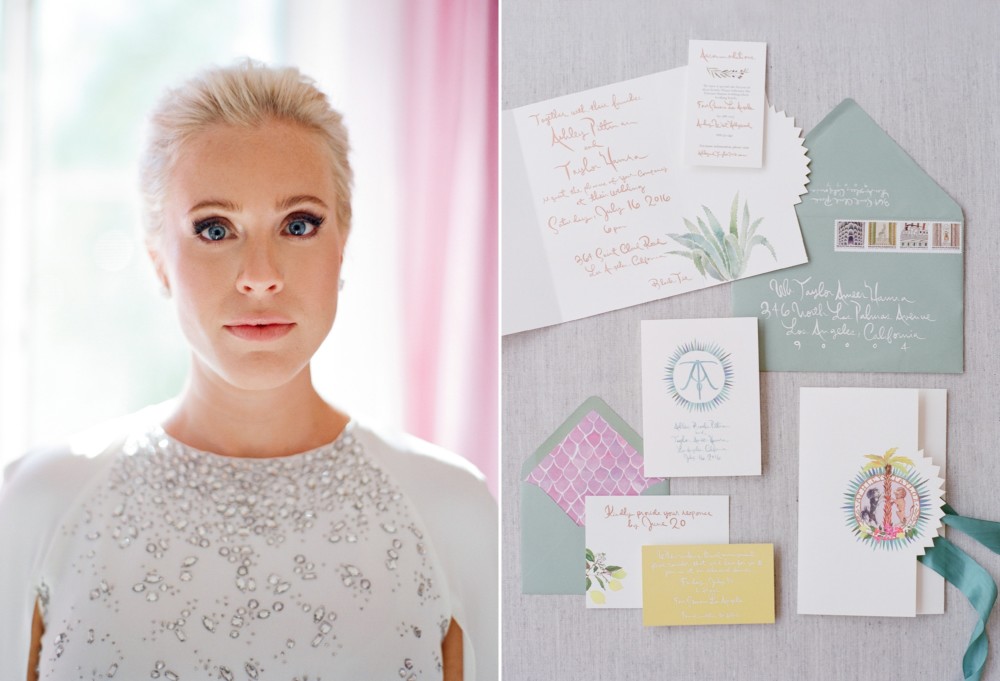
xmin=797 ymin=388 xmax=947 ymax=617
xmin=641 ymin=318 xmax=761 ymax=477
xmin=585 ymin=495 xmax=729 ymax=608
xmin=685 ymin=40 xmax=767 ymax=167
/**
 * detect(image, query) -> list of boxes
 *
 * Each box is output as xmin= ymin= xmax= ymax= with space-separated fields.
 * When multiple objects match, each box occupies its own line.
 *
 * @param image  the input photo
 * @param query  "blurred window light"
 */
xmin=1 ymin=0 xmax=283 ymax=463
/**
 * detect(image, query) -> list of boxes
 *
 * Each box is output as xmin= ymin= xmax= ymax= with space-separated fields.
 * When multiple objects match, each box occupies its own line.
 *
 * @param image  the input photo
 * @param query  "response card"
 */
xmin=585 ymin=495 xmax=729 ymax=608
xmin=642 ymin=544 xmax=775 ymax=626
xmin=641 ymin=318 xmax=761 ymax=477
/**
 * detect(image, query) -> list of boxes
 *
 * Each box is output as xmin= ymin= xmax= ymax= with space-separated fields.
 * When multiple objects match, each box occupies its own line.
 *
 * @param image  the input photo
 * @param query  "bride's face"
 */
xmin=152 ymin=119 xmax=346 ymax=391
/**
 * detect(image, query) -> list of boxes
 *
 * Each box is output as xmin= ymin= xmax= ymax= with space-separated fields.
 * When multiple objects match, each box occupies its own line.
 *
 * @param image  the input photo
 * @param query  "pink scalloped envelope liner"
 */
xmin=524 ymin=410 xmax=663 ymax=526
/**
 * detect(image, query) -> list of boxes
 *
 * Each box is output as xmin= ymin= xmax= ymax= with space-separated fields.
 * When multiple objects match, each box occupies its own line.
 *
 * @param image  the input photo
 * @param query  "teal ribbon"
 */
xmin=919 ymin=504 xmax=1000 ymax=681
xmin=940 ymin=504 xmax=1000 ymax=552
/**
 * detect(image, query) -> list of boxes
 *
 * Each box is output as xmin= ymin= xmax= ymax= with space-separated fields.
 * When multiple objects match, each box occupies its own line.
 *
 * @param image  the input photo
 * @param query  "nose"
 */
xmin=236 ymin=239 xmax=284 ymax=296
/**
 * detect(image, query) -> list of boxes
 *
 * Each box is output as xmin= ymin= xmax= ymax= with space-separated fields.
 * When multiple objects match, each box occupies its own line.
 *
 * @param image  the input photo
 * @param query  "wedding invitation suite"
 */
xmin=641 ymin=318 xmax=761 ymax=477
xmin=684 ymin=40 xmax=767 ymax=167
xmin=642 ymin=544 xmax=775 ymax=626
xmin=798 ymin=388 xmax=946 ymax=617
xmin=584 ymin=495 xmax=729 ymax=608
xmin=502 ymin=67 xmax=810 ymax=334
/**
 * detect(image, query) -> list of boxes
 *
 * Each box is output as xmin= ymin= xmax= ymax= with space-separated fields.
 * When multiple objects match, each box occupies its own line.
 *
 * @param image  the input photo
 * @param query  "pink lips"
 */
xmin=224 ymin=317 xmax=295 ymax=341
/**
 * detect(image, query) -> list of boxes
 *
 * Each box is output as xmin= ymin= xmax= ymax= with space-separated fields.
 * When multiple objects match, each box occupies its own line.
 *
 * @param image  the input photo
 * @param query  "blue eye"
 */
xmin=205 ymin=224 xmax=228 ymax=240
xmin=285 ymin=215 xmax=323 ymax=237
xmin=194 ymin=221 xmax=230 ymax=242
xmin=287 ymin=219 xmax=312 ymax=236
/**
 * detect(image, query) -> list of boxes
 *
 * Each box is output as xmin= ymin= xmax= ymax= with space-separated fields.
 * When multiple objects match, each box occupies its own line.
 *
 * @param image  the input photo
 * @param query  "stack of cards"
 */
xmin=798 ymin=388 xmax=946 ymax=617
xmin=514 ymin=38 xmax=806 ymax=628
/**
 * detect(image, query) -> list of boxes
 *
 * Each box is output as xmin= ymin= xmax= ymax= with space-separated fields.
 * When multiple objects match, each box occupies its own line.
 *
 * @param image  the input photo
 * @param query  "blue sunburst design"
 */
xmin=663 ymin=340 xmax=734 ymax=412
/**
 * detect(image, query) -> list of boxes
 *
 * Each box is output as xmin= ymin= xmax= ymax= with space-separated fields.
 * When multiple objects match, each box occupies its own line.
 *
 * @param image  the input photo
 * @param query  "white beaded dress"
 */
xmin=0 ymin=417 xmax=497 ymax=681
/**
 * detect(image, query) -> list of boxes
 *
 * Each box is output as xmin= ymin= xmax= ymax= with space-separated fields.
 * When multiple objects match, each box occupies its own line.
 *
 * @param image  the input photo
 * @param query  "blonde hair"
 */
xmin=140 ymin=59 xmax=352 ymax=241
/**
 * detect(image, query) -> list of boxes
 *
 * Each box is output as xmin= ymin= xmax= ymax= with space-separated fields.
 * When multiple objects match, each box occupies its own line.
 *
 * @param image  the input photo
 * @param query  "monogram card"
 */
xmin=641 ymin=318 xmax=761 ymax=477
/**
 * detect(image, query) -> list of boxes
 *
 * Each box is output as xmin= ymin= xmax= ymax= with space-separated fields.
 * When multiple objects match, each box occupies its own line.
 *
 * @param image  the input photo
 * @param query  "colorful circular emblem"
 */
xmin=843 ymin=450 xmax=933 ymax=549
xmin=663 ymin=340 xmax=733 ymax=412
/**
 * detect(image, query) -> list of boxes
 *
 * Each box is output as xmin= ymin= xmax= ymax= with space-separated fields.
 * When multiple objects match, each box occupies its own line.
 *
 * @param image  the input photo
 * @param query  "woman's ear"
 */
xmin=147 ymin=244 xmax=171 ymax=298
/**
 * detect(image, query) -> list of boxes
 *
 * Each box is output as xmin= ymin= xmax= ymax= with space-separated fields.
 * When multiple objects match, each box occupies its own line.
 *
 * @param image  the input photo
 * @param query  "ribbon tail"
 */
xmin=942 ymin=504 xmax=1000 ymax=555
xmin=919 ymin=535 xmax=996 ymax=681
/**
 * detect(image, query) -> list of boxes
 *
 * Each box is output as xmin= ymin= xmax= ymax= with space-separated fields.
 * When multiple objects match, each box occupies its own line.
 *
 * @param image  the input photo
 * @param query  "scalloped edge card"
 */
xmin=502 ymin=65 xmax=810 ymax=334
xmin=798 ymin=388 xmax=947 ymax=617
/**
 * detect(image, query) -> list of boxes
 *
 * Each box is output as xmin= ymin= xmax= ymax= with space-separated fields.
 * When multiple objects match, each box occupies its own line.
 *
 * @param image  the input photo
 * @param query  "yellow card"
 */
xmin=641 ymin=543 xmax=775 ymax=626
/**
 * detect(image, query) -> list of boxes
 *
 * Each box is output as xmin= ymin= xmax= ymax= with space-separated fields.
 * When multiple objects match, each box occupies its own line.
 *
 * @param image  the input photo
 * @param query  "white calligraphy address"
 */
xmin=760 ymin=276 xmax=936 ymax=351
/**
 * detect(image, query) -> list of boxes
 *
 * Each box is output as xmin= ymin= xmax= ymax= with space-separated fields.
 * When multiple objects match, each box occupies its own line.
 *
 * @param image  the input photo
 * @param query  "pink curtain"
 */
xmin=399 ymin=0 xmax=498 ymax=497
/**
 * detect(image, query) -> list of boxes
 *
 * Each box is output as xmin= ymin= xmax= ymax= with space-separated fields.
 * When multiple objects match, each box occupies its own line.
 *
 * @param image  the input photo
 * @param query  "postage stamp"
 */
xmin=900 ymin=222 xmax=928 ymax=249
xmin=867 ymin=220 xmax=897 ymax=249
xmin=834 ymin=219 xmax=962 ymax=254
xmin=931 ymin=222 xmax=961 ymax=250
xmin=834 ymin=220 xmax=865 ymax=249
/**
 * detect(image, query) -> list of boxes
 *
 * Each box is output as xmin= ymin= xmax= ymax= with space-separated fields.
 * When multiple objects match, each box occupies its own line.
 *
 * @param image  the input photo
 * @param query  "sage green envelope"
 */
xmin=520 ymin=396 xmax=669 ymax=594
xmin=732 ymin=99 xmax=964 ymax=372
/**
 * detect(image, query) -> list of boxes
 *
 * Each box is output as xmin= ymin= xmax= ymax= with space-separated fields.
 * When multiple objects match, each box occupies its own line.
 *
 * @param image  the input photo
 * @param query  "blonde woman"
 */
xmin=0 ymin=61 xmax=497 ymax=681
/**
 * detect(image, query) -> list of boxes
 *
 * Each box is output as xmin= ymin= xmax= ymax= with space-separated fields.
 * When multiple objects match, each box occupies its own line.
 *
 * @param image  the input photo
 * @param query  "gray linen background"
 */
xmin=501 ymin=1 xmax=1000 ymax=679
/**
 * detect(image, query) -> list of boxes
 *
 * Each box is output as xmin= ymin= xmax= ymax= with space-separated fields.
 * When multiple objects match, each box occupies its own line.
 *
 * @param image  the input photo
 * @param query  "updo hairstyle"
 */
xmin=139 ymin=59 xmax=353 ymax=244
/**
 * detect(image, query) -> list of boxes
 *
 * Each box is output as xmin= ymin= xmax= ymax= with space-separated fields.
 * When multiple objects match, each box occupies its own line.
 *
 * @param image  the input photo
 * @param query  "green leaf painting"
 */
xmin=585 ymin=548 xmax=627 ymax=604
xmin=667 ymin=193 xmax=775 ymax=282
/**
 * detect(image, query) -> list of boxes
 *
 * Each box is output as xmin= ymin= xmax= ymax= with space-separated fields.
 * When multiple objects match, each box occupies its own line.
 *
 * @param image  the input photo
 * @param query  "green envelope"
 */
xmin=732 ymin=99 xmax=964 ymax=372
xmin=520 ymin=396 xmax=669 ymax=594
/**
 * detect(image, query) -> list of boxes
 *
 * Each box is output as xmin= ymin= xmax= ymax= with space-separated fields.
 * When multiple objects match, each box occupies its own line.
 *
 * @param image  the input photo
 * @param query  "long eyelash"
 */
xmin=189 ymin=214 xmax=325 ymax=238
xmin=292 ymin=213 xmax=325 ymax=228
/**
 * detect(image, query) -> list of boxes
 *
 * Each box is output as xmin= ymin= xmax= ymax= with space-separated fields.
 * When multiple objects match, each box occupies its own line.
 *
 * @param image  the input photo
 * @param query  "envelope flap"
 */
xmin=520 ymin=396 xmax=642 ymax=479
xmin=521 ymin=396 xmax=666 ymax=526
xmin=800 ymin=99 xmax=962 ymax=221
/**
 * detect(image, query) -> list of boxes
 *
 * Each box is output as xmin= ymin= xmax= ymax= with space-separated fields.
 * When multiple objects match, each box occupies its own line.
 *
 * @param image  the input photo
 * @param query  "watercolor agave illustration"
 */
xmin=585 ymin=548 xmax=626 ymax=604
xmin=860 ymin=447 xmax=914 ymax=532
xmin=667 ymin=193 xmax=775 ymax=281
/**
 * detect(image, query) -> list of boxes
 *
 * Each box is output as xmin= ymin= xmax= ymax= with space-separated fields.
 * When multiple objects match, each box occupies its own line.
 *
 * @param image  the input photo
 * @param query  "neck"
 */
xmin=161 ymin=359 xmax=349 ymax=458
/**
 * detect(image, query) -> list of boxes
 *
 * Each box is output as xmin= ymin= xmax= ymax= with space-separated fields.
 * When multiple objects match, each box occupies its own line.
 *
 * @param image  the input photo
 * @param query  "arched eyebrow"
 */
xmin=188 ymin=198 xmax=241 ymax=214
xmin=277 ymin=195 xmax=329 ymax=211
xmin=186 ymin=195 xmax=328 ymax=215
